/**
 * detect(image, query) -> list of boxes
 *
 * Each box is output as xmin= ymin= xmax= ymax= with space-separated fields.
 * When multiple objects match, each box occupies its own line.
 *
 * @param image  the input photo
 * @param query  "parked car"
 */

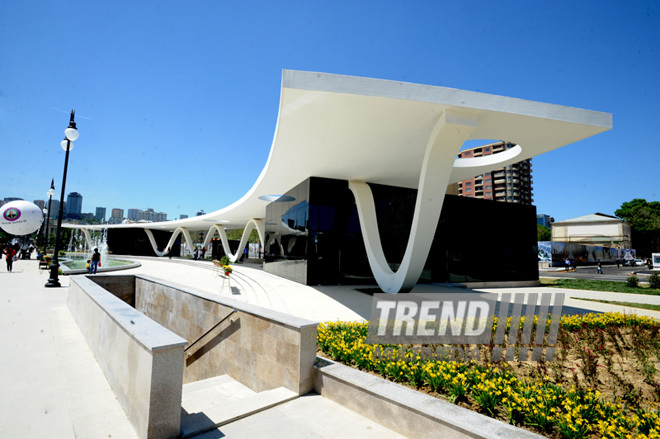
xmin=634 ymin=258 xmax=644 ymax=267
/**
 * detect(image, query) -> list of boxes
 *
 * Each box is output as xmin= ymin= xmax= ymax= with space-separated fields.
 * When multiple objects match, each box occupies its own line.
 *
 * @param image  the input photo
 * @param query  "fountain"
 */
xmin=89 ymin=227 xmax=110 ymax=266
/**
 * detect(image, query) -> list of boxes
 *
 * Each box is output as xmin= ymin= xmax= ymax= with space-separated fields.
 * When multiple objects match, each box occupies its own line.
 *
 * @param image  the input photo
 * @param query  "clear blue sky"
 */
xmin=1 ymin=1 xmax=658 ymax=222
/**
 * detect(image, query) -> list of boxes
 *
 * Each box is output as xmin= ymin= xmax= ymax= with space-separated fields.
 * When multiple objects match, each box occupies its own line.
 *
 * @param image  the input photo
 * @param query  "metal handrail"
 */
xmin=184 ymin=309 xmax=237 ymax=355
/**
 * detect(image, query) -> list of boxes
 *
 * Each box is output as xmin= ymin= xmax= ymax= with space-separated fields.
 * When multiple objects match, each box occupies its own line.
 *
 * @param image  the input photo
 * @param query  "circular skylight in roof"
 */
xmin=258 ymin=195 xmax=295 ymax=202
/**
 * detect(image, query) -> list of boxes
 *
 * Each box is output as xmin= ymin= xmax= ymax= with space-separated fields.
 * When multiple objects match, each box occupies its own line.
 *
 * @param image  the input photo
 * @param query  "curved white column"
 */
xmin=201 ymin=219 xmax=265 ymax=263
xmin=144 ymin=227 xmax=195 ymax=257
xmin=349 ymin=110 xmax=477 ymax=293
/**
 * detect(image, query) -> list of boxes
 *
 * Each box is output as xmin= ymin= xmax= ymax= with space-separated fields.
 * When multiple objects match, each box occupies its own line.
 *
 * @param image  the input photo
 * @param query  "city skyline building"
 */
xmin=1 ymin=197 xmax=23 ymax=208
xmin=50 ymin=200 xmax=60 ymax=219
xmin=95 ymin=207 xmax=106 ymax=222
xmin=109 ymin=208 xmax=124 ymax=225
xmin=66 ymin=192 xmax=83 ymax=220
xmin=138 ymin=208 xmax=167 ymax=222
xmin=127 ymin=209 xmax=140 ymax=222
xmin=34 ymin=200 xmax=45 ymax=210
xmin=452 ymin=141 xmax=533 ymax=205
xmin=537 ymin=214 xmax=553 ymax=229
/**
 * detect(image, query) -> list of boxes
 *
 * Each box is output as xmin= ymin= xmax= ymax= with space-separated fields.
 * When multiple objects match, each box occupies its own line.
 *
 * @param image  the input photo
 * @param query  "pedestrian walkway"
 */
xmin=0 ymin=259 xmax=405 ymax=439
xmin=0 ymin=261 xmax=139 ymax=439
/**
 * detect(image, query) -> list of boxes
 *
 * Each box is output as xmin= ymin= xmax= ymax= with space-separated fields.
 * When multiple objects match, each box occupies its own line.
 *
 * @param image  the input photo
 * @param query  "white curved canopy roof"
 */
xmin=72 ymin=70 xmax=612 ymax=232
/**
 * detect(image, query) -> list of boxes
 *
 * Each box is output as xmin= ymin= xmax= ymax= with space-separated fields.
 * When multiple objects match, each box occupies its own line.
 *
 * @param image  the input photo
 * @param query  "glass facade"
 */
xmin=264 ymin=177 xmax=539 ymax=287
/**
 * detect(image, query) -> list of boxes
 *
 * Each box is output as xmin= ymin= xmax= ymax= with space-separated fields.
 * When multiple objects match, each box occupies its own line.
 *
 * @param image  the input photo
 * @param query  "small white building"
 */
xmin=551 ymin=213 xmax=632 ymax=249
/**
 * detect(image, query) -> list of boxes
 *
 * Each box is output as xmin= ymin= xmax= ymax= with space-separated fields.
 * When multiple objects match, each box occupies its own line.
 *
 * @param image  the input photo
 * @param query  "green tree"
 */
xmin=615 ymin=198 xmax=660 ymax=256
xmin=226 ymin=228 xmax=260 ymax=243
xmin=615 ymin=198 xmax=660 ymax=232
xmin=537 ymin=224 xmax=551 ymax=241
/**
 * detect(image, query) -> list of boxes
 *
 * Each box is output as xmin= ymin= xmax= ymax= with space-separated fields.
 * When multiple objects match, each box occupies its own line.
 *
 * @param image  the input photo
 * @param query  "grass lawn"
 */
xmin=541 ymin=277 xmax=660 ymax=295
xmin=573 ymin=297 xmax=660 ymax=312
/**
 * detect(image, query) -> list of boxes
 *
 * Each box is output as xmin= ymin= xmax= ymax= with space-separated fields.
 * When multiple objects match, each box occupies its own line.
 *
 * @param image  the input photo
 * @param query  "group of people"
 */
xmin=192 ymin=246 xmax=206 ymax=260
xmin=2 ymin=243 xmax=102 ymax=274
xmin=563 ymin=257 xmax=577 ymax=271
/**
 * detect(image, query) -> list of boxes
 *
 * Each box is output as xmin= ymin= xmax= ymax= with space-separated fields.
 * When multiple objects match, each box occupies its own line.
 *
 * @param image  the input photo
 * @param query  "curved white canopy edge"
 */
xmin=68 ymin=70 xmax=612 ymax=233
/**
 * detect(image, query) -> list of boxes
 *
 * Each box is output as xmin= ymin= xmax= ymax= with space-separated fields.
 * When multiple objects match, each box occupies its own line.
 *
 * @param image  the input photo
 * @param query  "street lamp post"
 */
xmin=43 ymin=179 xmax=55 ymax=255
xmin=45 ymin=110 xmax=79 ymax=288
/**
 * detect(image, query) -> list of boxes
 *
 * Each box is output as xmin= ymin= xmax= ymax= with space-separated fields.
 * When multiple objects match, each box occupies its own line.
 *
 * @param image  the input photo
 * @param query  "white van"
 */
xmin=653 ymin=253 xmax=660 ymax=270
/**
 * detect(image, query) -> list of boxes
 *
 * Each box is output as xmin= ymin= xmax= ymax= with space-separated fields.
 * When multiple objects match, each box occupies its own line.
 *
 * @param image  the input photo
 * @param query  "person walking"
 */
xmin=597 ymin=259 xmax=603 ymax=274
xmin=90 ymin=248 xmax=101 ymax=274
xmin=4 ymin=245 xmax=16 ymax=273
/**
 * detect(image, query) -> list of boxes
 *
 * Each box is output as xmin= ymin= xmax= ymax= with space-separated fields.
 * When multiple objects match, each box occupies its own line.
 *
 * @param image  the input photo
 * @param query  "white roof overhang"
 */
xmin=69 ymin=70 xmax=612 ymax=232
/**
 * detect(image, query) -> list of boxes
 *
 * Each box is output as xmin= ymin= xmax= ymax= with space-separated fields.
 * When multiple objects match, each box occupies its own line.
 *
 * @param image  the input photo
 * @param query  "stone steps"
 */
xmin=180 ymin=375 xmax=298 ymax=438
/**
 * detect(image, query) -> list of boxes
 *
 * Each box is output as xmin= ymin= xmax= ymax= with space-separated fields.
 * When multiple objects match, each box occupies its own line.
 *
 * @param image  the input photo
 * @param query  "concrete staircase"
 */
xmin=180 ymin=375 xmax=298 ymax=438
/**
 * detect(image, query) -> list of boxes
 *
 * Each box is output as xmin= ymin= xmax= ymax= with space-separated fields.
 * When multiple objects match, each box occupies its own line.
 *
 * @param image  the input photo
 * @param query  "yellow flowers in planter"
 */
xmin=317 ymin=313 xmax=660 ymax=438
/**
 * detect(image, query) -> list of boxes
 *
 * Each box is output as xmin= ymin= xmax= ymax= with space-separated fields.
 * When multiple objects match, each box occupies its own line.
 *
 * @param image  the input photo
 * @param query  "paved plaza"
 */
xmin=2 ymin=256 xmax=660 ymax=438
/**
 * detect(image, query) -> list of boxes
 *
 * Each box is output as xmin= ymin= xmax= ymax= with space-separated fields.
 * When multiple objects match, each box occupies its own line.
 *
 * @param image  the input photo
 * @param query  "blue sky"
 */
xmin=1 ymin=1 xmax=658 ymax=223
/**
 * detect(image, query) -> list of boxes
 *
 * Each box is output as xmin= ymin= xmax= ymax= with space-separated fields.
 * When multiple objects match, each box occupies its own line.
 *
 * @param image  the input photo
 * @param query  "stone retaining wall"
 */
xmin=68 ymin=276 xmax=187 ymax=439
xmin=314 ymin=357 xmax=544 ymax=439
xmin=134 ymin=275 xmax=318 ymax=394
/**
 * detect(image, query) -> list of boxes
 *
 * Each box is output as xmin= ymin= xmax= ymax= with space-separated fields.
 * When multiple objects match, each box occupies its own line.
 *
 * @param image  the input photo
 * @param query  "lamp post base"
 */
xmin=45 ymin=263 xmax=61 ymax=288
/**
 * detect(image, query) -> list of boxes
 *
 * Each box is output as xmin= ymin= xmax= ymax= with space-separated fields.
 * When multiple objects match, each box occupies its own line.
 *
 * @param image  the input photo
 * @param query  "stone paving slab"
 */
xmin=0 ymin=260 xmax=138 ymax=439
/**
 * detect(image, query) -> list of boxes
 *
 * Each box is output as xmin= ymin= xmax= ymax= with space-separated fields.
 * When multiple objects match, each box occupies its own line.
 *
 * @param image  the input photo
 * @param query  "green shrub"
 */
xmin=650 ymin=272 xmax=660 ymax=290
xmin=627 ymin=276 xmax=639 ymax=288
xmin=220 ymin=255 xmax=230 ymax=266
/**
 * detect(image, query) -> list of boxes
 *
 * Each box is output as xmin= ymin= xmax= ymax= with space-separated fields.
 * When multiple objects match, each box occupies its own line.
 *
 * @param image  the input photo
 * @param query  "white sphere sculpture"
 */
xmin=0 ymin=200 xmax=45 ymax=236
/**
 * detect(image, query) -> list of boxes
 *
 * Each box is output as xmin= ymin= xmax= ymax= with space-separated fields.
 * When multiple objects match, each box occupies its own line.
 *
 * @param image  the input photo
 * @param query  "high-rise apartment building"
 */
xmin=537 ymin=214 xmax=553 ymax=228
xmin=50 ymin=200 xmax=60 ymax=219
xmin=95 ymin=207 xmax=106 ymax=222
xmin=127 ymin=209 xmax=140 ymax=221
xmin=138 ymin=208 xmax=167 ymax=222
xmin=109 ymin=208 xmax=124 ymax=224
xmin=34 ymin=200 xmax=45 ymax=210
xmin=66 ymin=192 xmax=83 ymax=220
xmin=453 ymin=141 xmax=533 ymax=205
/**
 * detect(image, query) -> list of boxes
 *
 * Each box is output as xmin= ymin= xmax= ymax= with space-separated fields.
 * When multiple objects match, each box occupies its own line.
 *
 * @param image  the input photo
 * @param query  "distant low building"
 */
xmin=551 ymin=213 xmax=632 ymax=249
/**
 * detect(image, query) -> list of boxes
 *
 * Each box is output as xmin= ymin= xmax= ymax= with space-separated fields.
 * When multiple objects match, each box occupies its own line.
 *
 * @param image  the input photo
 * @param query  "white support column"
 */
xmin=144 ymin=227 xmax=195 ymax=257
xmin=349 ymin=110 xmax=477 ymax=293
xmin=205 ymin=219 xmax=265 ymax=263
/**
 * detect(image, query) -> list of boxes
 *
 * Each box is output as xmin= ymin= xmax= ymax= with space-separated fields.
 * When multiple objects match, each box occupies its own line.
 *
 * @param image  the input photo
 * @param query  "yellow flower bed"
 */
xmin=317 ymin=313 xmax=660 ymax=438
